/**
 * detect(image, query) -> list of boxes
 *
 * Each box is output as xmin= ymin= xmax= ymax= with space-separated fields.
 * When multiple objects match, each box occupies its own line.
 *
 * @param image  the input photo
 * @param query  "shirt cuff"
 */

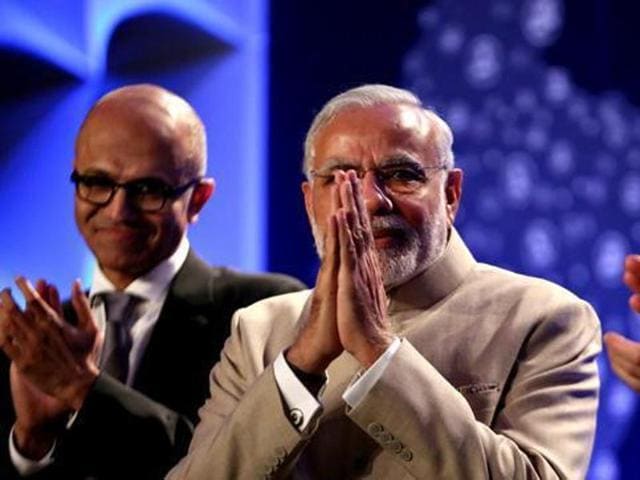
xmin=9 ymin=426 xmax=55 ymax=476
xmin=343 ymin=337 xmax=402 ymax=408
xmin=273 ymin=351 xmax=323 ymax=432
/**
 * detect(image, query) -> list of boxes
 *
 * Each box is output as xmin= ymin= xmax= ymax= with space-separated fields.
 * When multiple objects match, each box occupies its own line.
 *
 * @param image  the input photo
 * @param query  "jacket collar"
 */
xmin=387 ymin=227 xmax=476 ymax=315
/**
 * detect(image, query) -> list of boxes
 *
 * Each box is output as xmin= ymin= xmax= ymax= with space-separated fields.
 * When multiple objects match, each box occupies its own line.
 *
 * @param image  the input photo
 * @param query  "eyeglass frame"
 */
xmin=70 ymin=170 xmax=203 ymax=212
xmin=308 ymin=160 xmax=449 ymax=195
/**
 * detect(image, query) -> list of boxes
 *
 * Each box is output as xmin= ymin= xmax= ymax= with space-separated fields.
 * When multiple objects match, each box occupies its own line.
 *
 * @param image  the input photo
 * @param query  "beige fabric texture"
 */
xmin=168 ymin=230 xmax=601 ymax=480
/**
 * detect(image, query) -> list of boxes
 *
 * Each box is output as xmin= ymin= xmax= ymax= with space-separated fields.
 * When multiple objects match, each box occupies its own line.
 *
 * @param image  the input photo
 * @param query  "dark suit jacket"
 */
xmin=0 ymin=250 xmax=305 ymax=479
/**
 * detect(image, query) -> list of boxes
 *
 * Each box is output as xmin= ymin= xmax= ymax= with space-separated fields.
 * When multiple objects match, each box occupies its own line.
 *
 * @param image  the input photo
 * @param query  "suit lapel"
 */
xmin=132 ymin=250 xmax=224 ymax=412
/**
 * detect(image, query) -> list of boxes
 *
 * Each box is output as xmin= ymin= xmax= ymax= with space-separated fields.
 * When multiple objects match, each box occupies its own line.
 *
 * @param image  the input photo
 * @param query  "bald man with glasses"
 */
xmin=0 ymin=84 xmax=304 ymax=479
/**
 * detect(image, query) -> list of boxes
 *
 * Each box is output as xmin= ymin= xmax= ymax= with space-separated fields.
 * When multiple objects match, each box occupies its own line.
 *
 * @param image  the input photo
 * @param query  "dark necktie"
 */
xmin=101 ymin=292 xmax=139 ymax=383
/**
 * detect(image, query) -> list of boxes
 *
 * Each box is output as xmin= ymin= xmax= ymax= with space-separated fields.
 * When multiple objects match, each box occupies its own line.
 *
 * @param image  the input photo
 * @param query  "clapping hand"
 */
xmin=0 ymin=278 xmax=99 ymax=458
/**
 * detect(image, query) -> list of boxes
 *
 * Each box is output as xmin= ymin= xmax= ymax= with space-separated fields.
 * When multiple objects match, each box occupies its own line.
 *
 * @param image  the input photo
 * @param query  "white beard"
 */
xmin=310 ymin=211 xmax=448 ymax=289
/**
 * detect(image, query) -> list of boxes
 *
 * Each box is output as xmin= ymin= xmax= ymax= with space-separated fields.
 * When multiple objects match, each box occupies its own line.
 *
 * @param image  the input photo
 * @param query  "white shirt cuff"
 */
xmin=273 ymin=352 xmax=323 ymax=432
xmin=9 ymin=426 xmax=55 ymax=476
xmin=343 ymin=337 xmax=402 ymax=408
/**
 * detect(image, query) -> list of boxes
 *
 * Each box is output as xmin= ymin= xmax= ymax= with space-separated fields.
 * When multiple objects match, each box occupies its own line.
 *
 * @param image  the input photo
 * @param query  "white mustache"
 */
xmin=369 ymin=216 xmax=410 ymax=232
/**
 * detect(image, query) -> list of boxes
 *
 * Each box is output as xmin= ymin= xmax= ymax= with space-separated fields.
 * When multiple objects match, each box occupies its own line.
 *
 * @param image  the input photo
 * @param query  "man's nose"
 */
xmin=102 ymin=188 xmax=137 ymax=220
xmin=361 ymin=171 xmax=393 ymax=214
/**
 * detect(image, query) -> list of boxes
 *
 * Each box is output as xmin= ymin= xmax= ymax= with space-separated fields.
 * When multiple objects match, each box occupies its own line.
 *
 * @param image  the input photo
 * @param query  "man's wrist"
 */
xmin=59 ymin=368 xmax=98 ymax=410
xmin=284 ymin=352 xmax=327 ymax=397
xmin=13 ymin=424 xmax=58 ymax=461
xmin=9 ymin=424 xmax=57 ymax=475
xmin=351 ymin=335 xmax=394 ymax=369
xmin=285 ymin=344 xmax=334 ymax=376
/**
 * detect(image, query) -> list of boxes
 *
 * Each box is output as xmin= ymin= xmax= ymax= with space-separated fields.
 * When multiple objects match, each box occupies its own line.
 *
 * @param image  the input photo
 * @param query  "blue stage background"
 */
xmin=1 ymin=0 xmax=639 ymax=477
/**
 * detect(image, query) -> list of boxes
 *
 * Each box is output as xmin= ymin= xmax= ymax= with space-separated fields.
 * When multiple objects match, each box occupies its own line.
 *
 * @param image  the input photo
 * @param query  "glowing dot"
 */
xmin=593 ymin=232 xmax=628 ymax=288
xmin=465 ymin=34 xmax=504 ymax=89
xmin=522 ymin=219 xmax=558 ymax=271
xmin=620 ymin=175 xmax=640 ymax=215
xmin=439 ymin=24 xmax=465 ymax=54
xmin=521 ymin=0 xmax=564 ymax=47
xmin=548 ymin=141 xmax=574 ymax=176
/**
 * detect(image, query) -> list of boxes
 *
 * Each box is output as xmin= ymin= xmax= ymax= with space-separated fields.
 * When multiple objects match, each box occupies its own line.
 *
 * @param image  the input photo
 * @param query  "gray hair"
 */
xmin=302 ymin=84 xmax=454 ymax=178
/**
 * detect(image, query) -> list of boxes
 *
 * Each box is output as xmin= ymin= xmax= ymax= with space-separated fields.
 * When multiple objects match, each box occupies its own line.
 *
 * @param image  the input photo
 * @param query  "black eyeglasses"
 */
xmin=70 ymin=171 xmax=201 ymax=212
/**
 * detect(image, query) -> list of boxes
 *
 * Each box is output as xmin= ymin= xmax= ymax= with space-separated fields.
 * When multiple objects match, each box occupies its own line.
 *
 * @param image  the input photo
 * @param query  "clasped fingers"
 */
xmin=338 ymin=172 xmax=374 ymax=256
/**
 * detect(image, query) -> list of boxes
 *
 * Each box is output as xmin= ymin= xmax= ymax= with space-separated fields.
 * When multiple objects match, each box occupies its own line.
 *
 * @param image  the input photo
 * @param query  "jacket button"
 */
xmin=379 ymin=431 xmax=394 ymax=445
xmin=367 ymin=422 xmax=384 ymax=437
xmin=275 ymin=446 xmax=287 ymax=458
xmin=389 ymin=440 xmax=404 ymax=454
xmin=399 ymin=448 xmax=413 ymax=462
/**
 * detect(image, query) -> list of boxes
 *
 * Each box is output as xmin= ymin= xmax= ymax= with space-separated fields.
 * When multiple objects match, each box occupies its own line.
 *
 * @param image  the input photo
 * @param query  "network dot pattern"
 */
xmin=404 ymin=1 xmax=638 ymax=478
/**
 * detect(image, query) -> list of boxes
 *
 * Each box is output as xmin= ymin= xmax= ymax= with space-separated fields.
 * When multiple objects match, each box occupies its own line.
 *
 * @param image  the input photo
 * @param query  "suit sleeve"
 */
xmin=50 ymin=374 xmax=193 ymax=479
xmin=167 ymin=308 xmax=315 ymax=480
xmin=0 ymin=364 xmax=191 ymax=480
xmin=346 ymin=299 xmax=601 ymax=479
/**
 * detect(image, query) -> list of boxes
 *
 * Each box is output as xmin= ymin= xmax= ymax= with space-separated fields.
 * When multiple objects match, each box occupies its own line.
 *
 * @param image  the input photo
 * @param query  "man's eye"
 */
xmin=322 ymin=175 xmax=336 ymax=184
xmin=82 ymin=176 xmax=115 ymax=189
xmin=383 ymin=168 xmax=425 ymax=182
xmin=313 ymin=173 xmax=336 ymax=185
xmin=129 ymin=181 xmax=167 ymax=196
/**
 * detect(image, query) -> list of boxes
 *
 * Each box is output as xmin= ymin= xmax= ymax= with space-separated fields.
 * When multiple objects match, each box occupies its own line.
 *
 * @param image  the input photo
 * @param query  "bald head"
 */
xmin=77 ymin=84 xmax=207 ymax=181
xmin=72 ymin=84 xmax=215 ymax=288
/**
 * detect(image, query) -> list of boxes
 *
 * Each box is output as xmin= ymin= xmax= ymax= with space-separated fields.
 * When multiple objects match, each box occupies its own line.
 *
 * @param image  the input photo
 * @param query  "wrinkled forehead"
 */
xmin=311 ymin=103 xmax=439 ymax=169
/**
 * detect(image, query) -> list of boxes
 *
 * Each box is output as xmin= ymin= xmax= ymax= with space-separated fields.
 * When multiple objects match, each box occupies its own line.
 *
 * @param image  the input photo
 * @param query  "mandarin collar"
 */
xmin=387 ymin=227 xmax=476 ymax=315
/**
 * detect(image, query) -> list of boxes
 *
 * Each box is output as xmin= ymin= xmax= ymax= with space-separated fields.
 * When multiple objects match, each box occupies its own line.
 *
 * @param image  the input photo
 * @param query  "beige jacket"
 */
xmin=168 ymin=230 xmax=601 ymax=479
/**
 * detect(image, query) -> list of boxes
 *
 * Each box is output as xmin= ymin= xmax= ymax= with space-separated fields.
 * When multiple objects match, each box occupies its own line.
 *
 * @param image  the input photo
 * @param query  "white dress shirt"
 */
xmin=273 ymin=336 xmax=402 ymax=432
xmin=10 ymin=237 xmax=190 ymax=475
xmin=89 ymin=237 xmax=190 ymax=386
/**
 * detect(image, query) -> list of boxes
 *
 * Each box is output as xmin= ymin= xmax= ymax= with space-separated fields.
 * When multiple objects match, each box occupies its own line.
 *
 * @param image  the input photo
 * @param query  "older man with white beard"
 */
xmin=168 ymin=84 xmax=601 ymax=480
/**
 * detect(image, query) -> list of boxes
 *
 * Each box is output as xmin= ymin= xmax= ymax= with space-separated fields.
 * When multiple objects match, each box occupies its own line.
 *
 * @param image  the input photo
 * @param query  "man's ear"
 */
xmin=301 ymin=180 xmax=313 ymax=222
xmin=187 ymin=178 xmax=215 ymax=223
xmin=444 ymin=169 xmax=463 ymax=224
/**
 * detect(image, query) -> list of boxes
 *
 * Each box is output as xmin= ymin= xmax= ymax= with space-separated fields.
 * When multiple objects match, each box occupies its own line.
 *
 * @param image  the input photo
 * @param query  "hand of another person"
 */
xmin=335 ymin=171 xmax=392 ymax=367
xmin=0 ymin=278 xmax=100 ymax=410
xmin=603 ymin=254 xmax=640 ymax=393
xmin=604 ymin=332 xmax=640 ymax=392
xmin=287 ymin=181 xmax=341 ymax=374
xmin=624 ymin=254 xmax=640 ymax=313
